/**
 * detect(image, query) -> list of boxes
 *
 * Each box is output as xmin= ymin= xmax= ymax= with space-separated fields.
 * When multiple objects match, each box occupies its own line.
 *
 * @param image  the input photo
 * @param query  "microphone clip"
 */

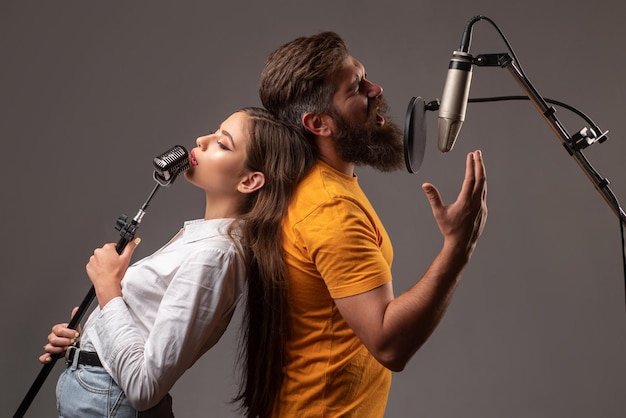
xmin=153 ymin=171 xmax=178 ymax=187
xmin=473 ymin=53 xmax=513 ymax=68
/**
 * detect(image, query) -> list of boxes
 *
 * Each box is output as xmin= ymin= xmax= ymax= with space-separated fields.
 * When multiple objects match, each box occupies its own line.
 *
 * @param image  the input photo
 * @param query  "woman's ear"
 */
xmin=302 ymin=112 xmax=333 ymax=138
xmin=238 ymin=171 xmax=265 ymax=194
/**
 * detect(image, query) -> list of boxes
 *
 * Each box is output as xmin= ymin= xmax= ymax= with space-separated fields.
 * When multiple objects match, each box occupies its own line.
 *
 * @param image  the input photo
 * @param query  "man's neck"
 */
xmin=319 ymin=155 xmax=354 ymax=177
xmin=316 ymin=137 xmax=354 ymax=176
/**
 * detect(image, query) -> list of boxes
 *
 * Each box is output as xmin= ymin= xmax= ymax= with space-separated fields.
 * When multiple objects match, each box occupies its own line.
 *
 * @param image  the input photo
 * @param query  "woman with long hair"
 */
xmin=40 ymin=107 xmax=314 ymax=417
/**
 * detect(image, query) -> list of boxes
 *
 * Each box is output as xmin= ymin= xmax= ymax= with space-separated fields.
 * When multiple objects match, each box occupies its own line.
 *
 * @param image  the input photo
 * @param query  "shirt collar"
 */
xmin=181 ymin=218 xmax=241 ymax=243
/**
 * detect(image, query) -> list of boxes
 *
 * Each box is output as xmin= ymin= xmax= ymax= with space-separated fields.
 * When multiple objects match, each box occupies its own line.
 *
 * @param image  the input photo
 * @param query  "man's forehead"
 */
xmin=346 ymin=55 xmax=365 ymax=74
xmin=333 ymin=56 xmax=365 ymax=83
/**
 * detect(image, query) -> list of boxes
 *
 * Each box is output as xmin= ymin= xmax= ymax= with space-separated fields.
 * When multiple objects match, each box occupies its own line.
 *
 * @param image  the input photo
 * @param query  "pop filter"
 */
xmin=403 ymin=96 xmax=434 ymax=173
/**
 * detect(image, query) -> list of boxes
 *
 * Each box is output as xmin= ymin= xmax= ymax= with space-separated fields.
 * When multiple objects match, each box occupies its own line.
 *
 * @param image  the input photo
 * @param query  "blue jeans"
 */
xmin=56 ymin=365 xmax=174 ymax=417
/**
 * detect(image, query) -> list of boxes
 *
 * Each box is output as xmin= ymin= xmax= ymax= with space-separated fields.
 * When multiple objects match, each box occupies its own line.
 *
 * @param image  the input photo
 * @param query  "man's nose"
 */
xmin=364 ymin=79 xmax=383 ymax=98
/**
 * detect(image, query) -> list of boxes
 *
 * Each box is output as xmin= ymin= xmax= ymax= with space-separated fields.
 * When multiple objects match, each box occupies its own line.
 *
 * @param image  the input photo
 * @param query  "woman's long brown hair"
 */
xmin=234 ymin=107 xmax=314 ymax=418
xmin=235 ymin=32 xmax=349 ymax=417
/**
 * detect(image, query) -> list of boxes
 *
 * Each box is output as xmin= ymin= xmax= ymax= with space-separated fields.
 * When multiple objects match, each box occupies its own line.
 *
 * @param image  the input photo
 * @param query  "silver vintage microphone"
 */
xmin=153 ymin=145 xmax=190 ymax=186
xmin=437 ymin=15 xmax=483 ymax=152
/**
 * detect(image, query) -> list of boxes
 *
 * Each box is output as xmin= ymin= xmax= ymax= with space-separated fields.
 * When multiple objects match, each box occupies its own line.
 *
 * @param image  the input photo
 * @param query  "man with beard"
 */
xmin=235 ymin=32 xmax=488 ymax=418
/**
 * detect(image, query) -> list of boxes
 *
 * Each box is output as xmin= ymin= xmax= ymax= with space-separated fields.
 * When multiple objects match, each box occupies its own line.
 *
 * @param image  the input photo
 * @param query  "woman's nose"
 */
xmin=196 ymin=135 xmax=210 ymax=149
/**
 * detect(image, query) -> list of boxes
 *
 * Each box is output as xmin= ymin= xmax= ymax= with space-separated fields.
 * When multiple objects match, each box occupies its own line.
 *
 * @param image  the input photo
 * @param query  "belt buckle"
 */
xmin=65 ymin=345 xmax=79 ymax=368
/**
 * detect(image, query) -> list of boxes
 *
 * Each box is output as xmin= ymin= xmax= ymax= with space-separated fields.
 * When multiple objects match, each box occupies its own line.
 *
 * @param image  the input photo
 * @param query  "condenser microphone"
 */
xmin=153 ymin=145 xmax=190 ymax=186
xmin=437 ymin=51 xmax=473 ymax=152
xmin=437 ymin=15 xmax=483 ymax=153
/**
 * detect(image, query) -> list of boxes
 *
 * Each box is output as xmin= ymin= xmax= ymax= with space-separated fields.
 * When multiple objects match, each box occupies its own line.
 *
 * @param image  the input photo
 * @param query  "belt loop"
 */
xmin=65 ymin=346 xmax=80 ymax=371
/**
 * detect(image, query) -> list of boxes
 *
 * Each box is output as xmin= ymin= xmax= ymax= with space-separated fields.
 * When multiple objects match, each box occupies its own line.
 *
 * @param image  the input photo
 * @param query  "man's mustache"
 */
xmin=368 ymin=95 xmax=389 ymax=119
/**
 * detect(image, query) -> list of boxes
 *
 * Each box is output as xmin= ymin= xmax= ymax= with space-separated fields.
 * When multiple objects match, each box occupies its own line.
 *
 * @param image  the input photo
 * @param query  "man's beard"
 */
xmin=331 ymin=96 xmax=405 ymax=172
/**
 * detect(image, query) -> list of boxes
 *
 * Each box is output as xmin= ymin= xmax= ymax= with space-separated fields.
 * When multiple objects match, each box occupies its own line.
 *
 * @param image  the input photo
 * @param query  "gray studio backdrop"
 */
xmin=2 ymin=1 xmax=625 ymax=417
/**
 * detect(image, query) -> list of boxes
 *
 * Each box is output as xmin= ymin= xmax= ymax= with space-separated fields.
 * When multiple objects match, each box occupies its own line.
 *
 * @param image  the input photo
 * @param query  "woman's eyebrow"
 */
xmin=221 ymin=129 xmax=236 ymax=149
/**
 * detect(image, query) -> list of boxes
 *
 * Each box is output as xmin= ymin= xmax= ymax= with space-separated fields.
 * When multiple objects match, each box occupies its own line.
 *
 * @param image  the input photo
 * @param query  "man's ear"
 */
xmin=238 ymin=171 xmax=265 ymax=194
xmin=302 ymin=112 xmax=333 ymax=138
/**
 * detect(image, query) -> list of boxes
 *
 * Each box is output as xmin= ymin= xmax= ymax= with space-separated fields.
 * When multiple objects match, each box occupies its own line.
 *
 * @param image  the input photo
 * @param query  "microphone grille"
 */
xmin=153 ymin=145 xmax=190 ymax=183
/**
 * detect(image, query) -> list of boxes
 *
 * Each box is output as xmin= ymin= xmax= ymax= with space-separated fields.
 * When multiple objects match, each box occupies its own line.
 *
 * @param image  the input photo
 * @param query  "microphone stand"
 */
xmin=14 ymin=176 xmax=171 ymax=418
xmin=472 ymin=52 xmax=626 ymax=227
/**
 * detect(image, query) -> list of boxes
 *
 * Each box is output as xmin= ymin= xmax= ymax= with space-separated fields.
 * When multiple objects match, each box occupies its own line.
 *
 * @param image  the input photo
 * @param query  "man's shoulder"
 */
xmin=298 ymin=161 xmax=362 ymax=198
xmin=287 ymin=162 xmax=375 ymax=231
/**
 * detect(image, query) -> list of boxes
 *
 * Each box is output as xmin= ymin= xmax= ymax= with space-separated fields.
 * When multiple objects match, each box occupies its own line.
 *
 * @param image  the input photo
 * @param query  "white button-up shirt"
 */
xmin=80 ymin=218 xmax=246 ymax=411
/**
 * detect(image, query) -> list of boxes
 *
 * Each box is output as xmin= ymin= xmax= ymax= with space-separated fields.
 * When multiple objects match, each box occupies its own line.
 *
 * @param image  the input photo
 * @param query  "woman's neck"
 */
xmin=203 ymin=194 xmax=242 ymax=220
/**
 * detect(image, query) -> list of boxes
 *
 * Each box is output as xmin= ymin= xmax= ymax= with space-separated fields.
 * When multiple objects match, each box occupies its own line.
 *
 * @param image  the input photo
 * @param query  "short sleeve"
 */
xmin=295 ymin=196 xmax=392 ymax=299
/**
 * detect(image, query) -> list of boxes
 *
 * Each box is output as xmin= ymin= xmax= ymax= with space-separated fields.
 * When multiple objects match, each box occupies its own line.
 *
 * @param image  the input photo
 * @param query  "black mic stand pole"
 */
xmin=473 ymin=52 xmax=626 ymax=227
xmin=13 ymin=181 xmax=165 ymax=418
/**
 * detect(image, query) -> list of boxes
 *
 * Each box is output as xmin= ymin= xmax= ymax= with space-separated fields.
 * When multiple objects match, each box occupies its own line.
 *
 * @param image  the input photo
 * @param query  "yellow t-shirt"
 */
xmin=277 ymin=160 xmax=393 ymax=417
